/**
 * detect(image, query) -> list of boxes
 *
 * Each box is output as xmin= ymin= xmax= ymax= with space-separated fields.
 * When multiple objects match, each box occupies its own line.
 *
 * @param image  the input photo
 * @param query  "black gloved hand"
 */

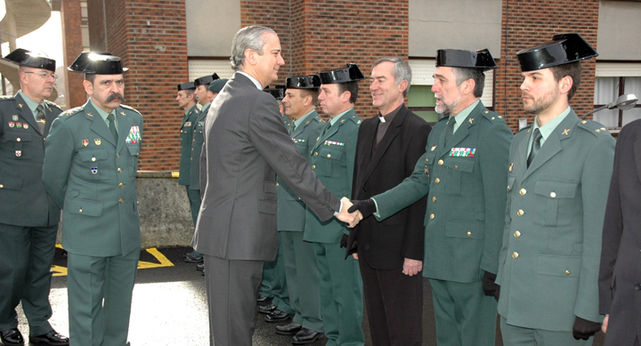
xmin=347 ymin=199 xmax=376 ymax=219
xmin=339 ymin=234 xmax=348 ymax=248
xmin=482 ymin=271 xmax=499 ymax=301
xmin=572 ymin=316 xmax=601 ymax=340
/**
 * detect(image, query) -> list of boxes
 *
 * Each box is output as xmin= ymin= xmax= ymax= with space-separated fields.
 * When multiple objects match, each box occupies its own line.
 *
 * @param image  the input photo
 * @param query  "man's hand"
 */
xmin=336 ymin=197 xmax=360 ymax=227
xmin=482 ymin=271 xmax=500 ymax=301
xmin=602 ymin=314 xmax=609 ymax=334
xmin=347 ymin=199 xmax=376 ymax=220
xmin=572 ymin=316 xmax=601 ymax=340
xmin=402 ymin=258 xmax=422 ymax=276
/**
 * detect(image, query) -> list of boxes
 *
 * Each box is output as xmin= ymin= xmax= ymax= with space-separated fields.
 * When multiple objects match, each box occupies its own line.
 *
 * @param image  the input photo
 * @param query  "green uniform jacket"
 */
xmin=0 ymin=94 xmax=61 ymax=227
xmin=304 ymin=109 xmax=361 ymax=243
xmin=189 ymin=104 xmax=209 ymax=189
xmin=373 ymin=102 xmax=512 ymax=282
xmin=42 ymin=101 xmax=143 ymax=257
xmin=496 ymin=111 xmax=615 ymax=331
xmin=277 ymin=111 xmax=323 ymax=231
xmin=178 ymin=104 xmax=199 ymax=186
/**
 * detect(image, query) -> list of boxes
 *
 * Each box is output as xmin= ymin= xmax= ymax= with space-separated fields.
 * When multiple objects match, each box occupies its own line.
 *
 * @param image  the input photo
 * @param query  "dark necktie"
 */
xmin=319 ymin=121 xmax=331 ymax=139
xmin=527 ymin=128 xmax=542 ymax=167
xmin=36 ymin=104 xmax=46 ymax=133
xmin=107 ymin=113 xmax=118 ymax=140
xmin=444 ymin=118 xmax=455 ymax=143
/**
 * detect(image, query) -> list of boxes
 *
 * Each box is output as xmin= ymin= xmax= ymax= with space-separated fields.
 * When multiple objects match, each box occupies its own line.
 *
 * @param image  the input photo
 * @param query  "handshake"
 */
xmin=336 ymin=197 xmax=377 ymax=228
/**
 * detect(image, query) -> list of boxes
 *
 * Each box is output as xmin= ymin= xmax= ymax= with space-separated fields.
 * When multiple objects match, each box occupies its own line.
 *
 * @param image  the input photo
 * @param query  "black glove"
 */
xmin=482 ymin=271 xmax=499 ymax=301
xmin=347 ymin=199 xmax=376 ymax=219
xmin=572 ymin=316 xmax=601 ymax=340
xmin=339 ymin=234 xmax=348 ymax=248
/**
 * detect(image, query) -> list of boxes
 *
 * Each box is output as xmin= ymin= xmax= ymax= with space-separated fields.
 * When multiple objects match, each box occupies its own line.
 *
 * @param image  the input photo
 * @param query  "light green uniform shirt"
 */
xmin=294 ymin=109 xmax=315 ymax=129
xmin=330 ymin=108 xmax=352 ymax=126
xmin=450 ymin=99 xmax=480 ymax=133
xmin=88 ymin=98 xmax=118 ymax=134
xmin=527 ymin=106 xmax=571 ymax=156
xmin=17 ymin=90 xmax=46 ymax=122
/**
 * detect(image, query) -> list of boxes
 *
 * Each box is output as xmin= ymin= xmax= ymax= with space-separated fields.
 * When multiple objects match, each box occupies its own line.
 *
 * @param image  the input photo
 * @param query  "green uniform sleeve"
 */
xmin=42 ymin=117 xmax=74 ymax=208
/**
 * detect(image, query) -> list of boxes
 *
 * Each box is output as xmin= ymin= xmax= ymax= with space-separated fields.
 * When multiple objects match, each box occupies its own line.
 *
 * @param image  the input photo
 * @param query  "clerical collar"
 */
xmin=378 ymin=104 xmax=402 ymax=123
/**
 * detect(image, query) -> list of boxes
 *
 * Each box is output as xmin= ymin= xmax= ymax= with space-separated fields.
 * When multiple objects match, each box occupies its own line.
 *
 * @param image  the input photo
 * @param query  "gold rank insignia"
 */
xmin=484 ymin=110 xmax=489 ymax=114
xmin=18 ymin=103 xmax=23 ymax=108
xmin=497 ymin=115 xmax=503 ymax=119
xmin=120 ymin=111 xmax=126 ymax=116
xmin=562 ymin=128 xmax=570 ymax=135
xmin=341 ymin=119 xmax=345 ymax=123
xmin=87 ymin=112 xmax=94 ymax=117
xmin=94 ymin=138 xmax=102 ymax=145
xmin=431 ymin=144 xmax=437 ymax=151
xmin=509 ymin=162 xmax=514 ymax=172
xmin=468 ymin=118 xmax=474 ymax=124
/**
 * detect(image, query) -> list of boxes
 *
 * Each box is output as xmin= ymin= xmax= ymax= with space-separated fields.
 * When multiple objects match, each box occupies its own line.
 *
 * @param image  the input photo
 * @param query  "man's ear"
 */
xmin=340 ymin=90 xmax=351 ymax=103
xmin=559 ymin=75 xmax=573 ymax=95
xmin=83 ymin=79 xmax=94 ymax=96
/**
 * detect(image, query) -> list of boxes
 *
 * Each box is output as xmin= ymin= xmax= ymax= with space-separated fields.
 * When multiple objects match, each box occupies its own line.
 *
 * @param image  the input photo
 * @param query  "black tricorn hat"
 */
xmin=4 ymin=48 xmax=56 ymax=72
xmin=68 ymin=52 xmax=128 ymax=74
xmin=264 ymin=85 xmax=286 ymax=100
xmin=194 ymin=73 xmax=220 ymax=86
xmin=319 ymin=63 xmax=365 ymax=84
xmin=177 ymin=81 xmax=196 ymax=91
xmin=436 ymin=49 xmax=497 ymax=70
xmin=517 ymin=33 xmax=598 ymax=72
xmin=286 ymin=75 xmax=321 ymax=89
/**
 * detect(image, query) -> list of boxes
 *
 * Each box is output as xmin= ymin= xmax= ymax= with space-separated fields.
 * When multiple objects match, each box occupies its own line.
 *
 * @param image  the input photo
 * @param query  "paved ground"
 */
xmin=12 ymin=246 xmax=605 ymax=345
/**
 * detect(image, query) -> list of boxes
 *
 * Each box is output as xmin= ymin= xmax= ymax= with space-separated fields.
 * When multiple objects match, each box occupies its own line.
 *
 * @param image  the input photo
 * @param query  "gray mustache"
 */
xmin=107 ymin=93 xmax=124 ymax=103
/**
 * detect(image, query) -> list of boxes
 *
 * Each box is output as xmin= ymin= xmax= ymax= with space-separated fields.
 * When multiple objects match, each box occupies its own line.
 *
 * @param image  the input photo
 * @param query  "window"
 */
xmin=593 ymin=77 xmax=641 ymax=129
xmin=407 ymin=85 xmax=438 ymax=123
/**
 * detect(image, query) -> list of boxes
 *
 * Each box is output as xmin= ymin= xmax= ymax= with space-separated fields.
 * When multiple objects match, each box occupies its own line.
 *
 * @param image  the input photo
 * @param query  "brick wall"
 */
xmin=496 ymin=0 xmax=599 ymax=132
xmin=86 ymin=0 xmax=189 ymax=170
xmin=60 ymin=0 xmax=84 ymax=108
xmin=241 ymin=0 xmax=409 ymax=119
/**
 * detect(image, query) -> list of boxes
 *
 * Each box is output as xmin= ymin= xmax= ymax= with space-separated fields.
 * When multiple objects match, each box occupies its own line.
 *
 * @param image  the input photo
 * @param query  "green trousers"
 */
xmin=429 ymin=278 xmax=497 ymax=346
xmin=312 ymin=241 xmax=364 ymax=346
xmin=280 ymin=231 xmax=323 ymax=332
xmin=67 ymin=248 xmax=139 ymax=346
xmin=258 ymin=232 xmax=292 ymax=314
xmin=0 ymin=223 xmax=57 ymax=336
xmin=500 ymin=317 xmax=593 ymax=346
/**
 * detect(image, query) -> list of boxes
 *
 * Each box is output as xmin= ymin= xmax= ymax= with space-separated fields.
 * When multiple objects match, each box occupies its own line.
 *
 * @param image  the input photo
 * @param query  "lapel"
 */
xmin=633 ymin=137 xmax=641 ymax=184
xmin=291 ymin=110 xmax=318 ymax=138
xmin=522 ymin=111 xmax=579 ymax=181
xmin=437 ymin=102 xmax=483 ymax=159
xmin=116 ymin=106 xmax=132 ymax=153
xmin=360 ymin=107 xmax=407 ymax=185
xmin=14 ymin=93 xmax=44 ymax=136
xmin=85 ymin=101 xmax=117 ymax=147
xmin=513 ymin=126 xmax=531 ymax=178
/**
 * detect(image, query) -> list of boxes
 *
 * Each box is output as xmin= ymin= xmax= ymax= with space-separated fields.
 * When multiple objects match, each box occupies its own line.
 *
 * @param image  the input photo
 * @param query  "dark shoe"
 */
xmin=29 ymin=330 xmax=69 ymax=346
xmin=184 ymin=251 xmax=204 ymax=263
xmin=275 ymin=322 xmax=301 ymax=336
xmin=257 ymin=303 xmax=276 ymax=314
xmin=257 ymin=295 xmax=271 ymax=303
xmin=196 ymin=262 xmax=205 ymax=272
xmin=0 ymin=328 xmax=23 ymax=345
xmin=292 ymin=328 xmax=322 ymax=345
xmin=265 ymin=309 xmax=291 ymax=323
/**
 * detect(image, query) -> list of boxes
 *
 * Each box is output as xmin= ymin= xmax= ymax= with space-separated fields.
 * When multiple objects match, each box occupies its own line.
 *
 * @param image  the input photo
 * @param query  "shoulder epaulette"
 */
xmin=481 ymin=108 xmax=504 ymax=121
xmin=120 ymin=104 xmax=142 ymax=115
xmin=44 ymin=99 xmax=63 ymax=111
xmin=0 ymin=95 xmax=15 ymax=102
xmin=61 ymin=106 xmax=83 ymax=117
xmin=578 ymin=119 xmax=610 ymax=136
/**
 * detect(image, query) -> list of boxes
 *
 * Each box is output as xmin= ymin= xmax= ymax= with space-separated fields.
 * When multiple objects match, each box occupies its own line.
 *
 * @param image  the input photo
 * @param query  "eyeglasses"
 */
xmin=24 ymin=71 xmax=57 ymax=80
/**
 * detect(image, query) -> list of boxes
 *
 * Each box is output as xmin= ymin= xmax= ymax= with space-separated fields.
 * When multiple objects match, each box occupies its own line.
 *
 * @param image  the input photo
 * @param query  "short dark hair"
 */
xmin=300 ymin=88 xmax=319 ymax=105
xmin=550 ymin=62 xmax=581 ymax=101
xmin=84 ymin=74 xmax=96 ymax=83
xmin=337 ymin=81 xmax=359 ymax=104
xmin=453 ymin=67 xmax=485 ymax=98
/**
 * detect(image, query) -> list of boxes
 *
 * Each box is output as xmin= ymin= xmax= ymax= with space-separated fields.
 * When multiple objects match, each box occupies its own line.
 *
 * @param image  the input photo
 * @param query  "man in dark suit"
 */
xmin=599 ymin=119 xmax=641 ymax=346
xmin=348 ymin=57 xmax=430 ymax=346
xmin=0 ymin=49 xmax=69 ymax=346
xmin=191 ymin=25 xmax=356 ymax=346
xmin=42 ymin=52 xmax=143 ymax=346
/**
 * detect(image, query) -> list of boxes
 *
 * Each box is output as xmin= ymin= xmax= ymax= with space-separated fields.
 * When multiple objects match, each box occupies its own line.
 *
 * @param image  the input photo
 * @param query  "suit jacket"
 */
xmin=42 ymin=101 xmax=143 ymax=257
xmin=276 ymin=110 xmax=324 ymax=232
xmin=178 ymin=104 xmax=199 ymax=186
xmin=349 ymin=105 xmax=431 ymax=269
xmin=373 ymin=101 xmax=512 ymax=282
xmin=496 ymin=110 xmax=615 ymax=331
xmin=192 ymin=73 xmax=339 ymax=261
xmin=188 ymin=104 xmax=209 ymax=189
xmin=303 ymin=108 xmax=361 ymax=244
xmin=598 ymin=119 xmax=641 ymax=345
xmin=0 ymin=94 xmax=61 ymax=227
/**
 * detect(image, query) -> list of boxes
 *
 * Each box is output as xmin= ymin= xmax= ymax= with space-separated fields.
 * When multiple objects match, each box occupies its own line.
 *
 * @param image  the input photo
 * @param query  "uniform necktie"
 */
xmin=319 ymin=121 xmax=331 ymax=139
xmin=527 ymin=128 xmax=542 ymax=167
xmin=107 ymin=113 xmax=118 ymax=140
xmin=35 ymin=104 xmax=46 ymax=133
xmin=444 ymin=118 xmax=455 ymax=143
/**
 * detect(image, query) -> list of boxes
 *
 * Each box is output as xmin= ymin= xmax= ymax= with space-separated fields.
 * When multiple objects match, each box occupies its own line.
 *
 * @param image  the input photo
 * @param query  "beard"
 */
xmin=434 ymin=93 xmax=461 ymax=116
xmin=522 ymin=84 xmax=559 ymax=115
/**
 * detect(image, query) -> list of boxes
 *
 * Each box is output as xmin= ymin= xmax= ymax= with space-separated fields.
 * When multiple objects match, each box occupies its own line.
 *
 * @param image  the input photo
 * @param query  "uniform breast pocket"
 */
xmin=443 ymin=158 xmax=475 ymax=194
xmin=8 ymin=133 xmax=32 ymax=160
xmin=533 ymin=180 xmax=578 ymax=226
xmin=78 ymin=150 xmax=110 ymax=179
xmin=126 ymin=144 xmax=140 ymax=176
xmin=316 ymin=146 xmax=346 ymax=177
